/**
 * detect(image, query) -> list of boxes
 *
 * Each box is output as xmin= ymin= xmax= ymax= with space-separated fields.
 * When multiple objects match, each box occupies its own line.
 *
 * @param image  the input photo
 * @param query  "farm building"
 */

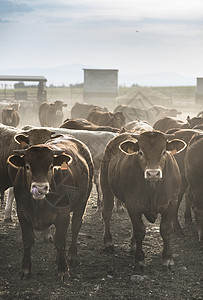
xmin=83 ymin=69 xmax=118 ymax=107
xmin=0 ymin=75 xmax=47 ymax=104
xmin=196 ymin=77 xmax=203 ymax=105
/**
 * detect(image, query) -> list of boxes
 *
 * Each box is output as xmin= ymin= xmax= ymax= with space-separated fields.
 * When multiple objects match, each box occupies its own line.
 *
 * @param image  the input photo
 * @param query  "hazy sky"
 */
xmin=0 ymin=0 xmax=203 ymax=83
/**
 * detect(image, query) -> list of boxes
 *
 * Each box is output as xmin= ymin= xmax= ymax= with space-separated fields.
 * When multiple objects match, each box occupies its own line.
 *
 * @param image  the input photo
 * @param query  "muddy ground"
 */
xmin=0 ymin=185 xmax=203 ymax=300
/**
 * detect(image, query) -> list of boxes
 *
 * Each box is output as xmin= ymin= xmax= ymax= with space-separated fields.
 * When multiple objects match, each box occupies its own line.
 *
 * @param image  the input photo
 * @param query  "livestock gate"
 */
xmin=83 ymin=69 xmax=118 ymax=109
xmin=0 ymin=75 xmax=47 ymax=120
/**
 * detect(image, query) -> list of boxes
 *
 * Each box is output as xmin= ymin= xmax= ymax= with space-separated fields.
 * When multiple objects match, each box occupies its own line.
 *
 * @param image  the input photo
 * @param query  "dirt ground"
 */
xmin=0 ymin=185 xmax=203 ymax=300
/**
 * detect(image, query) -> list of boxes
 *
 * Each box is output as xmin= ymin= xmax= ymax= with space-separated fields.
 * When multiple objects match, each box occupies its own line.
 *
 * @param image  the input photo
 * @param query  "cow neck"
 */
xmin=144 ymin=183 xmax=159 ymax=223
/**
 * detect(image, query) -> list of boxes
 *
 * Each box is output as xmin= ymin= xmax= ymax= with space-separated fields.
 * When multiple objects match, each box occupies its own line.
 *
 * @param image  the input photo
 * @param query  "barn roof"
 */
xmin=0 ymin=75 xmax=47 ymax=82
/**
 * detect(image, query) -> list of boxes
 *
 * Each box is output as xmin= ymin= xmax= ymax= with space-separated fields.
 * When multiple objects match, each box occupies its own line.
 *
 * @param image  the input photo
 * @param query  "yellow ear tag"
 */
xmin=170 ymin=149 xmax=177 ymax=155
xmin=61 ymin=162 xmax=69 ymax=170
xmin=128 ymin=147 xmax=135 ymax=154
xmin=21 ymin=141 xmax=28 ymax=148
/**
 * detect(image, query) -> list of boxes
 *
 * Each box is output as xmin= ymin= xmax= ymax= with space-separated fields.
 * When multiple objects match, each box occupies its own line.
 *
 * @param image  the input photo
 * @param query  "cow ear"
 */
xmin=14 ymin=134 xmax=29 ymax=147
xmin=53 ymin=154 xmax=72 ymax=169
xmin=50 ymin=133 xmax=63 ymax=139
xmin=63 ymin=104 xmax=67 ymax=107
xmin=166 ymin=139 xmax=187 ymax=154
xmin=119 ymin=140 xmax=139 ymax=155
xmin=7 ymin=155 xmax=25 ymax=168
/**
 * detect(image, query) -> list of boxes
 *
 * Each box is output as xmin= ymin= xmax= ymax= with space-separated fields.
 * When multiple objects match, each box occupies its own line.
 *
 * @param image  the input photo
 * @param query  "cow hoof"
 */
xmin=21 ymin=270 xmax=31 ymax=280
xmin=68 ymin=257 xmax=79 ymax=267
xmin=58 ymin=270 xmax=69 ymax=282
xmin=162 ymin=259 xmax=174 ymax=271
xmin=104 ymin=244 xmax=115 ymax=253
xmin=133 ymin=260 xmax=145 ymax=272
xmin=4 ymin=217 xmax=13 ymax=223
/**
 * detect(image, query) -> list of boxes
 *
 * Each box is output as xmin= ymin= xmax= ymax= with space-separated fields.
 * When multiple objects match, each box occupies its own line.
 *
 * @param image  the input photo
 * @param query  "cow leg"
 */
xmin=160 ymin=204 xmax=175 ymax=270
xmin=126 ymin=207 xmax=145 ymax=267
xmin=173 ymin=192 xmax=184 ymax=237
xmin=54 ymin=212 xmax=70 ymax=280
xmin=0 ymin=191 xmax=4 ymax=208
xmin=4 ymin=188 xmax=15 ymax=222
xmin=184 ymin=186 xmax=193 ymax=226
xmin=94 ymin=174 xmax=102 ymax=211
xmin=113 ymin=198 xmax=124 ymax=213
xmin=102 ymin=189 xmax=115 ymax=252
xmin=173 ymin=179 xmax=188 ymax=236
xmin=68 ymin=207 xmax=85 ymax=265
xmin=42 ymin=227 xmax=54 ymax=243
xmin=17 ymin=210 xmax=34 ymax=279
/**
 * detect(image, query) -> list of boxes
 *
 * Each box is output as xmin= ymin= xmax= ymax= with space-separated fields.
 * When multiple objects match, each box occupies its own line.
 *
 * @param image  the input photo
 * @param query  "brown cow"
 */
xmin=154 ymin=116 xmax=203 ymax=133
xmin=100 ymin=131 xmax=186 ymax=269
xmin=123 ymin=120 xmax=153 ymax=133
xmin=2 ymin=107 xmax=20 ymax=127
xmin=166 ymin=129 xmax=202 ymax=235
xmin=114 ymin=104 xmax=182 ymax=125
xmin=71 ymin=102 xmax=108 ymax=119
xmin=39 ymin=100 xmax=67 ymax=127
xmin=7 ymin=134 xmax=94 ymax=280
xmin=186 ymin=116 xmax=203 ymax=129
xmin=4 ymin=128 xmax=62 ymax=223
xmin=185 ymin=134 xmax=203 ymax=244
xmin=87 ymin=108 xmax=125 ymax=129
xmin=60 ymin=118 xmax=120 ymax=133
xmin=153 ymin=117 xmax=187 ymax=132
xmin=148 ymin=105 xmax=182 ymax=124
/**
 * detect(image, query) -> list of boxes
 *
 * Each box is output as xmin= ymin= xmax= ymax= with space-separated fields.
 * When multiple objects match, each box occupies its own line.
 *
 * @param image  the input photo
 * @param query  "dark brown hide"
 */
xmin=60 ymin=118 xmax=119 ymax=133
xmin=185 ymin=134 xmax=203 ymax=244
xmin=87 ymin=109 xmax=125 ymax=128
xmin=70 ymin=102 xmax=108 ymax=119
xmin=153 ymin=117 xmax=186 ymax=133
xmin=7 ymin=135 xmax=93 ymax=279
xmin=39 ymin=101 xmax=67 ymax=127
xmin=100 ymin=131 xmax=185 ymax=268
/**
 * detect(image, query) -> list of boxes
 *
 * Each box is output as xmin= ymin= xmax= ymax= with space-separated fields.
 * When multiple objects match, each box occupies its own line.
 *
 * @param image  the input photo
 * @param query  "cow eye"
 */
xmin=49 ymin=164 xmax=54 ymax=171
xmin=162 ymin=150 xmax=166 ymax=156
xmin=138 ymin=150 xmax=144 ymax=157
xmin=25 ymin=164 xmax=30 ymax=171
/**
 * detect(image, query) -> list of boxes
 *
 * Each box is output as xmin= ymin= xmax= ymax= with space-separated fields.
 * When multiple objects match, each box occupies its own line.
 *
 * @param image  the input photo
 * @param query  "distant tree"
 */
xmin=69 ymin=83 xmax=83 ymax=88
xmin=14 ymin=82 xmax=25 ymax=89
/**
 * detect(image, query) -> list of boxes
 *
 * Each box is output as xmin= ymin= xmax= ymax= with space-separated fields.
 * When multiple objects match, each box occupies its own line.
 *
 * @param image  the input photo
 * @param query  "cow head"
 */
xmin=2 ymin=107 xmax=15 ymax=125
xmin=51 ymin=100 xmax=67 ymax=116
xmin=14 ymin=129 xmax=62 ymax=148
xmin=187 ymin=116 xmax=203 ymax=128
xmin=164 ymin=108 xmax=182 ymax=117
xmin=113 ymin=111 xmax=125 ymax=128
xmin=7 ymin=145 xmax=72 ymax=200
xmin=119 ymin=131 xmax=186 ymax=182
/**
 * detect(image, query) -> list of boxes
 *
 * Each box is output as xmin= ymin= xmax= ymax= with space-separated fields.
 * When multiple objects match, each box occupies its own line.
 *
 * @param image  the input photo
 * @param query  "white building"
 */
xmin=83 ymin=69 xmax=118 ymax=107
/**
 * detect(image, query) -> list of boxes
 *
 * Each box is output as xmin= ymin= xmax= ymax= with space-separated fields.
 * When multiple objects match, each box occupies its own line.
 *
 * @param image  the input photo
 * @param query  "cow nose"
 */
xmin=31 ymin=182 xmax=49 ymax=199
xmin=145 ymin=168 xmax=162 ymax=181
xmin=56 ymin=111 xmax=62 ymax=116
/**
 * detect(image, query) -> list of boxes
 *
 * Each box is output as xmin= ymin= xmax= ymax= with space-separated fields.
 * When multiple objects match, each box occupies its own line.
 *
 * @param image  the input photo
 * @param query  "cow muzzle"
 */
xmin=56 ymin=111 xmax=62 ymax=116
xmin=31 ymin=182 xmax=49 ymax=200
xmin=144 ymin=168 xmax=162 ymax=181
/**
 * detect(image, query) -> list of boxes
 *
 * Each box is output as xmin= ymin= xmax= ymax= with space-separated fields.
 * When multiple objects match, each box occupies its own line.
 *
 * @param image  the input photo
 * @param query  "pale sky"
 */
xmin=0 ymin=0 xmax=203 ymax=85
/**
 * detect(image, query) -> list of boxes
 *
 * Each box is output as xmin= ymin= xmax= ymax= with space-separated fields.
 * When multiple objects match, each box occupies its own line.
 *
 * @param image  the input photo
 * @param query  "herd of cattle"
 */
xmin=1 ymin=99 xmax=203 ymax=280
